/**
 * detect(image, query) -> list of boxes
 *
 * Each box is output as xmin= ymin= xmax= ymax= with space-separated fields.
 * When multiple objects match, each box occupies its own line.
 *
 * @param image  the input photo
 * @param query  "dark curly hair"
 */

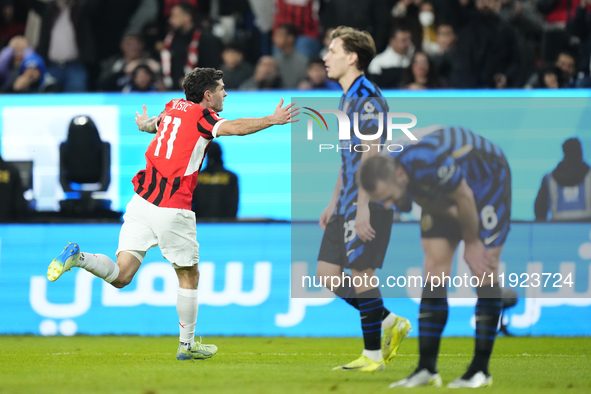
xmin=182 ymin=68 xmax=224 ymax=103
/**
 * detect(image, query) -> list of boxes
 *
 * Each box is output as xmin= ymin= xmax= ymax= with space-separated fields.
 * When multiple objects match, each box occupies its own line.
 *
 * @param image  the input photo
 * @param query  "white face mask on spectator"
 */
xmin=419 ymin=11 xmax=435 ymax=27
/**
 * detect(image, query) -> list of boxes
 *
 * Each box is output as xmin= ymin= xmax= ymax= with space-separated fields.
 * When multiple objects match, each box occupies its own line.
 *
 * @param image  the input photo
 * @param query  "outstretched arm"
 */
xmin=135 ymin=104 xmax=158 ymax=134
xmin=215 ymin=98 xmax=299 ymax=137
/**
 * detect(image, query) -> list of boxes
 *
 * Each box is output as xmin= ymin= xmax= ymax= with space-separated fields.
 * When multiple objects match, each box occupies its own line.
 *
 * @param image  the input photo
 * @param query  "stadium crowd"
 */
xmin=0 ymin=0 xmax=590 ymax=93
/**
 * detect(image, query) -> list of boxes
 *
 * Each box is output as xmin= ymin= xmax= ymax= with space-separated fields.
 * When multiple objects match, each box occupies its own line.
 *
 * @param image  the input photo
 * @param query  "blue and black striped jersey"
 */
xmin=389 ymin=126 xmax=508 ymax=202
xmin=336 ymin=75 xmax=389 ymax=216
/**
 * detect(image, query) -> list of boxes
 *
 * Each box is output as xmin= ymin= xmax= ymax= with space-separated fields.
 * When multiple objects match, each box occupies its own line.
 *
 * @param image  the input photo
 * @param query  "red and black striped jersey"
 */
xmin=132 ymin=99 xmax=226 ymax=210
xmin=273 ymin=0 xmax=319 ymax=39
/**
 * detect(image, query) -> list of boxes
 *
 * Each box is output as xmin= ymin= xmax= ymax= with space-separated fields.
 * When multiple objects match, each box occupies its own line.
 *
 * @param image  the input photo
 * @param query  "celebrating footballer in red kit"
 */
xmin=47 ymin=67 xmax=299 ymax=360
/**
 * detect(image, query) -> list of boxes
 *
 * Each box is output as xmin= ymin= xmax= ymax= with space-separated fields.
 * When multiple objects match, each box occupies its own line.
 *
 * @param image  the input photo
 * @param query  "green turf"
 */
xmin=0 ymin=336 xmax=589 ymax=394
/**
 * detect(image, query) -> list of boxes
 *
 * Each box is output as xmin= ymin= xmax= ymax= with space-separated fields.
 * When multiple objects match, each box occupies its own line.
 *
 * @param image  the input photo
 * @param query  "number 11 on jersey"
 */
xmin=154 ymin=116 xmax=181 ymax=159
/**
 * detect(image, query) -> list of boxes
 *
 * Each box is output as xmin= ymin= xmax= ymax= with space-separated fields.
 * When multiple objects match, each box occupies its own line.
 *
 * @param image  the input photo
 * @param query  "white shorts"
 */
xmin=117 ymin=194 xmax=199 ymax=268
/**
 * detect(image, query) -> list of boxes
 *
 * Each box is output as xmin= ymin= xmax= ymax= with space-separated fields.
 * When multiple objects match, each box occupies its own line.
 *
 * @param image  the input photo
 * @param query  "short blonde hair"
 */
xmin=330 ymin=26 xmax=377 ymax=70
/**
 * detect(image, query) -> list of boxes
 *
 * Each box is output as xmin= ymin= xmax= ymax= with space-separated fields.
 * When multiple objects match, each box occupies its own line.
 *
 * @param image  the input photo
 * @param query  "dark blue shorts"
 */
xmin=421 ymin=156 xmax=511 ymax=248
xmin=318 ymin=203 xmax=393 ymax=270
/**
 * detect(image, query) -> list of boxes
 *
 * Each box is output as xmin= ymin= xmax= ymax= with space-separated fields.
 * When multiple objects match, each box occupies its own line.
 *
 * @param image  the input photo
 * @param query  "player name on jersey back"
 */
xmin=132 ymin=99 xmax=225 ymax=210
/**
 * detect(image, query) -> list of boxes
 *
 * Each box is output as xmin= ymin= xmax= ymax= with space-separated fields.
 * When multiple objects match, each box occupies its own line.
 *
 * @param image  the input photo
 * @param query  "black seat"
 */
xmin=59 ymin=116 xmax=116 ymax=217
xmin=60 ymin=116 xmax=110 ymax=192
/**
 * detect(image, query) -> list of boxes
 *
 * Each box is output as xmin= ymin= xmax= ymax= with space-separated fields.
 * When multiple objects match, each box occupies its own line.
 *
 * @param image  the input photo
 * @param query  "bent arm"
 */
xmin=331 ymin=166 xmax=343 ymax=205
xmin=138 ymin=116 xmax=158 ymax=134
xmin=356 ymin=144 xmax=380 ymax=208
xmin=447 ymin=178 xmax=480 ymax=243
xmin=135 ymin=105 xmax=159 ymax=133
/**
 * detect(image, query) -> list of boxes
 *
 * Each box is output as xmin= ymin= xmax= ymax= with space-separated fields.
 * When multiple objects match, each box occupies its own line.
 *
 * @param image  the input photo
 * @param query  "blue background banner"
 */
xmin=1 ymin=222 xmax=590 ymax=337
xmin=0 ymin=91 xmax=590 ymax=337
xmin=1 ymin=91 xmax=590 ymax=220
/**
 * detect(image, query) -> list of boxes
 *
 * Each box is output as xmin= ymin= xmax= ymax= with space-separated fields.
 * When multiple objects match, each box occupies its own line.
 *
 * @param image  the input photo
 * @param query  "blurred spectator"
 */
xmin=1 ymin=0 xmax=588 ymax=94
xmin=122 ymin=64 xmax=157 ymax=92
xmin=319 ymin=27 xmax=335 ymax=58
xmin=247 ymin=0 xmax=274 ymax=58
xmin=434 ymin=22 xmax=456 ymax=54
xmin=0 ymin=0 xmax=28 ymax=46
xmin=0 ymin=35 xmax=33 ymax=88
xmin=368 ymin=26 xmax=414 ymax=88
xmin=449 ymin=0 xmax=519 ymax=88
xmin=556 ymin=51 xmax=577 ymax=88
xmin=298 ymin=57 xmax=340 ymax=90
xmin=239 ymin=55 xmax=281 ymax=89
xmin=161 ymin=2 xmax=222 ymax=90
xmin=157 ymin=0 xmax=201 ymax=44
xmin=401 ymin=51 xmax=442 ymax=89
xmin=209 ymin=0 xmax=251 ymax=46
xmin=151 ymin=0 xmax=200 ymax=60
xmin=390 ymin=0 xmax=423 ymax=51
xmin=535 ymin=138 xmax=591 ymax=221
xmin=24 ymin=0 xmax=100 ymax=92
xmin=92 ymin=0 xmax=158 ymax=63
xmin=500 ymin=0 xmax=543 ymax=39
xmin=539 ymin=66 xmax=561 ymax=88
xmin=320 ymin=0 xmax=390 ymax=53
xmin=98 ymin=34 xmax=161 ymax=92
xmin=499 ymin=0 xmax=542 ymax=87
xmin=525 ymin=50 xmax=577 ymax=88
xmin=418 ymin=2 xmax=439 ymax=55
xmin=537 ymin=0 xmax=583 ymax=63
xmin=0 ymin=154 xmax=28 ymax=222
xmin=431 ymin=22 xmax=457 ymax=84
xmin=163 ymin=0 xmax=199 ymax=18
xmin=192 ymin=141 xmax=239 ymax=219
xmin=272 ymin=0 xmax=321 ymax=58
xmin=220 ymin=43 xmax=253 ymax=90
xmin=272 ymin=23 xmax=307 ymax=88
xmin=568 ymin=0 xmax=591 ymax=84
xmin=3 ymin=51 xmax=58 ymax=93
xmin=554 ymin=50 xmax=577 ymax=85
xmin=429 ymin=0 xmax=473 ymax=31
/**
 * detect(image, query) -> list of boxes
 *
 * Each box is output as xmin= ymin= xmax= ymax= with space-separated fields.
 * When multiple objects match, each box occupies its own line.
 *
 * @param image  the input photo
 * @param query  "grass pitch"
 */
xmin=0 ymin=336 xmax=589 ymax=394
